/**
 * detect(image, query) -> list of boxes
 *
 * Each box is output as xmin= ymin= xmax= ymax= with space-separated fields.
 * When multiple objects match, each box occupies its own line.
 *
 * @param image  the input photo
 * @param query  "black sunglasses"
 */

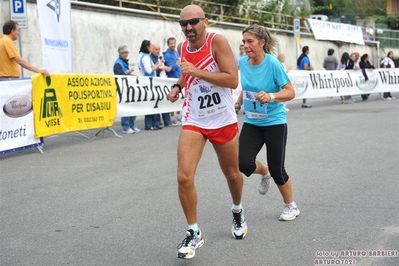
xmin=179 ymin=18 xmax=205 ymax=27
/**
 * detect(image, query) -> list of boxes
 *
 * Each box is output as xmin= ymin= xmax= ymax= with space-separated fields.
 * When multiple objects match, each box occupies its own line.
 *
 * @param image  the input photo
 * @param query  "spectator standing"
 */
xmin=380 ymin=51 xmax=396 ymax=100
xmin=323 ymin=48 xmax=338 ymax=71
xmin=235 ymin=24 xmax=299 ymax=223
xmin=235 ymin=44 xmax=245 ymax=68
xmin=0 ymin=20 xmax=49 ymax=78
xmin=150 ymin=43 xmax=173 ymax=127
xmin=359 ymin=53 xmax=376 ymax=101
xmin=113 ymin=45 xmax=141 ymax=134
xmin=337 ymin=52 xmax=350 ymax=71
xmin=137 ymin=39 xmax=164 ymax=130
xmin=163 ymin=37 xmax=182 ymax=126
xmin=297 ymin=46 xmax=312 ymax=108
xmin=337 ymin=52 xmax=355 ymax=104
xmin=353 ymin=52 xmax=360 ymax=70
xmin=167 ymin=4 xmax=246 ymax=259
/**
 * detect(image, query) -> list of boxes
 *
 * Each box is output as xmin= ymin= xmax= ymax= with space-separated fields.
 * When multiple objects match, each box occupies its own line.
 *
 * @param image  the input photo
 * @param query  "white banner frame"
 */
xmin=307 ymin=19 xmax=365 ymax=45
xmin=0 ymin=79 xmax=43 ymax=154
xmin=37 ymin=0 xmax=72 ymax=73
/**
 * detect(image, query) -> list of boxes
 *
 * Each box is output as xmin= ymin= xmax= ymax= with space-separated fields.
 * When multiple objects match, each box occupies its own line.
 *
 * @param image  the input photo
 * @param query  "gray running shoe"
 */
xmin=259 ymin=173 xmax=272 ymax=195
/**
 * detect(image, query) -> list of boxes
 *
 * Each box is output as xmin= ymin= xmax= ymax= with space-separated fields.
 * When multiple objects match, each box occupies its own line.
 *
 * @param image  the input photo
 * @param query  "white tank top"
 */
xmin=181 ymin=32 xmax=237 ymax=129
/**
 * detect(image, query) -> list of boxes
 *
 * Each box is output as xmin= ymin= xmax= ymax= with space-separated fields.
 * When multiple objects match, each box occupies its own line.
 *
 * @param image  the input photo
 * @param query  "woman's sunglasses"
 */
xmin=179 ymin=18 xmax=205 ymax=27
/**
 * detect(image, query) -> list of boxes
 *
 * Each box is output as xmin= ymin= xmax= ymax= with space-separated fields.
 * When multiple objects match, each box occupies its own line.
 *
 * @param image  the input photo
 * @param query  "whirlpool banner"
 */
xmin=115 ymin=75 xmax=183 ymax=117
xmin=288 ymin=69 xmax=399 ymax=99
xmin=31 ymin=74 xmax=117 ymax=138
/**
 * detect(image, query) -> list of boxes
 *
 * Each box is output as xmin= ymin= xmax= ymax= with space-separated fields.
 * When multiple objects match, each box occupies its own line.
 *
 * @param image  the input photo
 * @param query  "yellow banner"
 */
xmin=32 ymin=74 xmax=117 ymax=137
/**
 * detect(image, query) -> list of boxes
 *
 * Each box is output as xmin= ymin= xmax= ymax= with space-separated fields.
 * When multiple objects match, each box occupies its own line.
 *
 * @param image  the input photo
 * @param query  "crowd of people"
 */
xmin=113 ymin=37 xmax=183 ymax=134
xmin=324 ymin=49 xmax=396 ymax=103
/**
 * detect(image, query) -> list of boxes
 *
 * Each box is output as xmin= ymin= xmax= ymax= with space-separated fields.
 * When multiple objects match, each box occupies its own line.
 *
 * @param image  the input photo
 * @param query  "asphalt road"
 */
xmin=1 ymin=94 xmax=398 ymax=266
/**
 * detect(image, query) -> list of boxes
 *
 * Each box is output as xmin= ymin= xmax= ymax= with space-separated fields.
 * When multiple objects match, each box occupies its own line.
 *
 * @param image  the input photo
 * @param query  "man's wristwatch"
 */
xmin=172 ymin=84 xmax=182 ymax=93
xmin=235 ymin=102 xmax=242 ymax=111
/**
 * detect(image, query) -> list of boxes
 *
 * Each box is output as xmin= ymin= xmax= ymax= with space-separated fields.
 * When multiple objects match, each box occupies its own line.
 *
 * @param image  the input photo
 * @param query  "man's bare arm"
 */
xmin=13 ymin=56 xmax=49 ymax=75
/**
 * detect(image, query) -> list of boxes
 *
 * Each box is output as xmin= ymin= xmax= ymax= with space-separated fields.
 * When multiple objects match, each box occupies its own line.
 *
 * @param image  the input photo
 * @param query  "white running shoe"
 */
xmin=122 ymin=128 xmax=134 ymax=134
xmin=170 ymin=121 xmax=182 ymax=127
xmin=232 ymin=209 xmax=247 ymax=240
xmin=259 ymin=173 xmax=272 ymax=195
xmin=132 ymin=127 xmax=141 ymax=133
xmin=279 ymin=203 xmax=300 ymax=221
xmin=177 ymin=229 xmax=204 ymax=259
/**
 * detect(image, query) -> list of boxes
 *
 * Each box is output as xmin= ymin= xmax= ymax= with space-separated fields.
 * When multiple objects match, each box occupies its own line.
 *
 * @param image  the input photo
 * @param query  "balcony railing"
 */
xmin=72 ymin=0 xmax=399 ymax=47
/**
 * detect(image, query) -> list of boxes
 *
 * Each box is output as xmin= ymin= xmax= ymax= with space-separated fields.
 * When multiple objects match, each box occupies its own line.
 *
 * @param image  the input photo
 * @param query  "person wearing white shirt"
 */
xmin=380 ymin=51 xmax=396 ymax=100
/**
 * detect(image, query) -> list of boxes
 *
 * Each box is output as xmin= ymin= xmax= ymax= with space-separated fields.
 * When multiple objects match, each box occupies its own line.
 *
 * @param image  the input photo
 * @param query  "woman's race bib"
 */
xmin=243 ymin=90 xmax=268 ymax=119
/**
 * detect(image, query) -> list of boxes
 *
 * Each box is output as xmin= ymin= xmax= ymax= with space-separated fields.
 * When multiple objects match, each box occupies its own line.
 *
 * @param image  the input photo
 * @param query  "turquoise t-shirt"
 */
xmin=239 ymin=54 xmax=290 ymax=126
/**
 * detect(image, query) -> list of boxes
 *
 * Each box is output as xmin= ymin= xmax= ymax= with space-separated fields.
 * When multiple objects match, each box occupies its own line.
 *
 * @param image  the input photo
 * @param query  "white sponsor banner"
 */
xmin=0 ymin=79 xmax=42 ymax=154
xmin=307 ymin=19 xmax=365 ymax=45
xmin=116 ymin=69 xmax=399 ymax=116
xmin=288 ymin=69 xmax=399 ymax=99
xmin=37 ymin=0 xmax=72 ymax=73
xmin=115 ymin=75 xmax=183 ymax=117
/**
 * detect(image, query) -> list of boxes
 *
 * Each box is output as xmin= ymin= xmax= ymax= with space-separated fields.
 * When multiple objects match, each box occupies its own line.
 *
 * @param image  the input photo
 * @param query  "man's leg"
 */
xmin=213 ymin=134 xmax=247 ymax=239
xmin=177 ymin=129 xmax=206 ymax=224
xmin=176 ymin=129 xmax=206 ymax=259
xmin=213 ymin=134 xmax=243 ymax=204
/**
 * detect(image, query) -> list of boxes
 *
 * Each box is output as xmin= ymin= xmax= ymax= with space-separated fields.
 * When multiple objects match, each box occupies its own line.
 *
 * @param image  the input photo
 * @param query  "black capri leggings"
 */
xmin=239 ymin=123 xmax=289 ymax=186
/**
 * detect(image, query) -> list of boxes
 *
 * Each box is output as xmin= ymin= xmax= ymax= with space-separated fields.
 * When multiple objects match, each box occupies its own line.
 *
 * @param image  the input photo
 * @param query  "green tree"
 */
xmin=311 ymin=0 xmax=387 ymax=18
xmin=353 ymin=0 xmax=386 ymax=16
xmin=311 ymin=0 xmax=353 ymax=17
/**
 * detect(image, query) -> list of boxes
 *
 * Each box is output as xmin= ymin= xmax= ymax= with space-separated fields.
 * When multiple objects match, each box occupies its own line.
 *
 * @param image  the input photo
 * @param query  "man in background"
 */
xmin=323 ymin=48 xmax=338 ymax=71
xmin=163 ymin=37 xmax=182 ymax=126
xmin=150 ymin=43 xmax=173 ymax=127
xmin=235 ymin=44 xmax=245 ymax=68
xmin=297 ymin=46 xmax=313 ymax=108
xmin=0 ymin=20 xmax=49 ymax=78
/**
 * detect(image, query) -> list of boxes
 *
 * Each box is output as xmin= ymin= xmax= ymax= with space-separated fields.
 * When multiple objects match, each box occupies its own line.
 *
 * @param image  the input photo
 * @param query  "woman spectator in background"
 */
xmin=380 ymin=51 xmax=396 ymax=100
xmin=137 ymin=40 xmax=164 ymax=130
xmin=113 ymin=45 xmax=141 ymax=134
xmin=337 ymin=52 xmax=356 ymax=104
xmin=359 ymin=53 xmax=376 ymax=101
